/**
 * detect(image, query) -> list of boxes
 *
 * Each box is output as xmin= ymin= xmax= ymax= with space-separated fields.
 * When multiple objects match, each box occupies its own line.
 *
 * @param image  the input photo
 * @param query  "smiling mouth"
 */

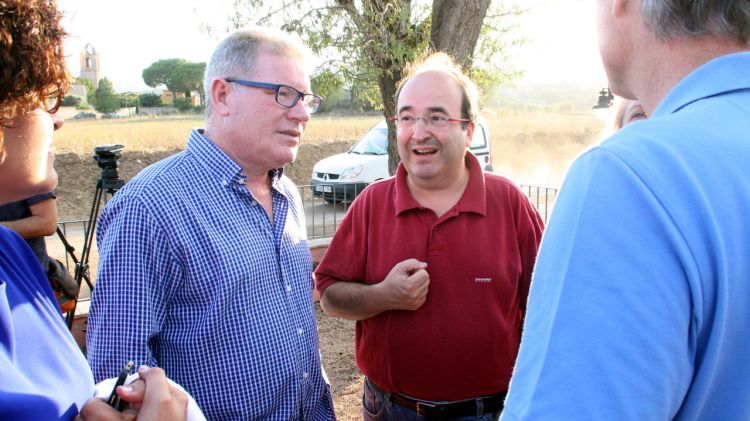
xmin=413 ymin=148 xmax=437 ymax=156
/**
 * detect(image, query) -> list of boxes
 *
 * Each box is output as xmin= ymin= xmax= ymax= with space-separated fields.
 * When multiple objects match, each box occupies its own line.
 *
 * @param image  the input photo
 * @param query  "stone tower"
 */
xmin=80 ymin=43 xmax=100 ymax=86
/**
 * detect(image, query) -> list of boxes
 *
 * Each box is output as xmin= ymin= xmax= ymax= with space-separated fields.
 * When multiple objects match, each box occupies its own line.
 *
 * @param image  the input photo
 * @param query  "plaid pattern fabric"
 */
xmin=87 ymin=129 xmax=334 ymax=420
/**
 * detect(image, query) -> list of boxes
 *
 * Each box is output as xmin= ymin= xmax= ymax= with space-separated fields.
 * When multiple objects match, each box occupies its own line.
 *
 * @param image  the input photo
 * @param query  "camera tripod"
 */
xmin=60 ymin=144 xmax=125 ymax=329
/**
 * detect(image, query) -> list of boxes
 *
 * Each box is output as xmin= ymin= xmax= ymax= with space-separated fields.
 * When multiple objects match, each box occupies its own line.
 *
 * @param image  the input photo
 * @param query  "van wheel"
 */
xmin=324 ymin=198 xmax=336 ymax=204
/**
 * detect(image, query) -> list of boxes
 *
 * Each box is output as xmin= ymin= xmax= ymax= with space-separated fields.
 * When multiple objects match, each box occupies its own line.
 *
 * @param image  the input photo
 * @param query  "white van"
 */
xmin=311 ymin=117 xmax=492 ymax=202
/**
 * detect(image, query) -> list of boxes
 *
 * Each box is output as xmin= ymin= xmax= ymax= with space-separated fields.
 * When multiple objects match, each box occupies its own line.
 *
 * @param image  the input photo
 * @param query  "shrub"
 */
xmin=62 ymin=95 xmax=82 ymax=107
xmin=173 ymin=97 xmax=193 ymax=112
xmin=138 ymin=93 xmax=162 ymax=107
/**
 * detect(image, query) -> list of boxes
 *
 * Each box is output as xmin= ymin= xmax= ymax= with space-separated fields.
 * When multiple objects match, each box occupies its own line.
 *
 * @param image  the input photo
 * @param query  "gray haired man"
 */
xmin=503 ymin=1 xmax=750 ymax=419
xmin=87 ymin=28 xmax=334 ymax=420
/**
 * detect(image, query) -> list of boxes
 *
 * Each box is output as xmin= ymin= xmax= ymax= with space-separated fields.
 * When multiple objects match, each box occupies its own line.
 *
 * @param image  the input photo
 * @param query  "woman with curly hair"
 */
xmin=0 ymin=0 xmax=68 ymax=203
xmin=0 ymin=1 xmax=189 ymax=419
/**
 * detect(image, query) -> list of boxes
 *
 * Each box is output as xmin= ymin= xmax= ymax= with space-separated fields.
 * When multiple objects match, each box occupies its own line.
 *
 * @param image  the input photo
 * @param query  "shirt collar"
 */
xmin=187 ymin=129 xmax=284 ymax=188
xmin=653 ymin=52 xmax=750 ymax=117
xmin=394 ymin=152 xmax=487 ymax=216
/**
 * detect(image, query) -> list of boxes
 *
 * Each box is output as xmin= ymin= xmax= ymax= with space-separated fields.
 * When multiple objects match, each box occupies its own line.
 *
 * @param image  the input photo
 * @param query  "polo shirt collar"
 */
xmin=188 ymin=129 xmax=284 ymax=188
xmin=653 ymin=52 xmax=750 ymax=118
xmin=394 ymin=152 xmax=487 ymax=216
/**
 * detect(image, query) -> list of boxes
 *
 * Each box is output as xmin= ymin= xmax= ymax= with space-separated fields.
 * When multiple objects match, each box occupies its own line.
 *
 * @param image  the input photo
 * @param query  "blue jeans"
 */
xmin=362 ymin=378 xmax=501 ymax=421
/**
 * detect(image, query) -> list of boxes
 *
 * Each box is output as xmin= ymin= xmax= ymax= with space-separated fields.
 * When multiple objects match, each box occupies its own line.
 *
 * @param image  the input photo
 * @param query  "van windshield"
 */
xmin=350 ymin=128 xmax=388 ymax=155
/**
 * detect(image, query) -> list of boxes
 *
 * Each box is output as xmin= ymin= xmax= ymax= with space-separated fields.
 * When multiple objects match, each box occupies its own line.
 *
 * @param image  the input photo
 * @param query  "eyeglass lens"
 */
xmin=397 ymin=114 xmax=452 ymax=129
xmin=277 ymin=85 xmax=321 ymax=113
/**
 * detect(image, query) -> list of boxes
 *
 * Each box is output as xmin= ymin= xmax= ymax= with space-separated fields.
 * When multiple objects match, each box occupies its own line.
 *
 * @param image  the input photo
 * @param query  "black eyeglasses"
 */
xmin=225 ymin=78 xmax=323 ymax=114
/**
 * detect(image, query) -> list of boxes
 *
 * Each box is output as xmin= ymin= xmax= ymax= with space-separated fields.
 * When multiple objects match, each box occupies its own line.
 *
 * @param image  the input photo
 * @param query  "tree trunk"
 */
xmin=358 ymin=0 xmax=413 ymax=176
xmin=378 ymin=68 xmax=402 ymax=175
xmin=430 ymin=0 xmax=491 ymax=69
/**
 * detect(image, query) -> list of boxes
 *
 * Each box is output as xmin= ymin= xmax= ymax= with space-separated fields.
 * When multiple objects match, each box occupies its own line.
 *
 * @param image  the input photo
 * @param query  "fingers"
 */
xmin=393 ymin=258 xmax=427 ymax=275
xmin=78 ymin=397 xmax=136 ymax=421
xmin=134 ymin=366 xmax=188 ymax=421
xmin=382 ymin=259 xmax=430 ymax=311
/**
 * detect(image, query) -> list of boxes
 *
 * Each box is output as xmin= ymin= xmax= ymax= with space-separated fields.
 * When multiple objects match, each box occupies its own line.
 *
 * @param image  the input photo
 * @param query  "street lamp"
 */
xmin=592 ymin=87 xmax=614 ymax=109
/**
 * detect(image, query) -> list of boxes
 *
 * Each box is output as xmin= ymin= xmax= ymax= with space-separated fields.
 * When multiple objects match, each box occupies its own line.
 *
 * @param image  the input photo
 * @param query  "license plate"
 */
xmin=315 ymin=185 xmax=332 ymax=193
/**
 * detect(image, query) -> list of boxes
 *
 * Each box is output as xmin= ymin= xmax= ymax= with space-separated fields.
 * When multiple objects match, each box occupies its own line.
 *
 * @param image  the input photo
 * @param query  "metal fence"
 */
xmin=55 ymin=182 xmax=557 ymax=245
xmin=51 ymin=183 xmax=557 ymax=300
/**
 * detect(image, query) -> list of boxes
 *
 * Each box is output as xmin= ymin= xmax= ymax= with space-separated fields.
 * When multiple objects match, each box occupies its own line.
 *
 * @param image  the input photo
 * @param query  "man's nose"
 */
xmin=411 ymin=118 xmax=432 ymax=140
xmin=288 ymin=98 xmax=311 ymax=122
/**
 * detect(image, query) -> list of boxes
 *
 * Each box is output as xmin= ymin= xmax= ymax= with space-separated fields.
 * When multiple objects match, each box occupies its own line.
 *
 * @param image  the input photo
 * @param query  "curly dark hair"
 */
xmin=0 ymin=0 xmax=69 ymax=154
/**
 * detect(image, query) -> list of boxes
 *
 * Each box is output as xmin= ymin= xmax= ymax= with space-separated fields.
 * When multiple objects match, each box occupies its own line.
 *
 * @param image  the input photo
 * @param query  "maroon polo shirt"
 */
xmin=315 ymin=153 xmax=544 ymax=401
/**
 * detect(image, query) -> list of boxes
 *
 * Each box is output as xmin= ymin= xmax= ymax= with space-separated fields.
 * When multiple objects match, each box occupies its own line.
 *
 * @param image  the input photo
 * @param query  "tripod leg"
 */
xmin=65 ymin=184 xmax=104 ymax=330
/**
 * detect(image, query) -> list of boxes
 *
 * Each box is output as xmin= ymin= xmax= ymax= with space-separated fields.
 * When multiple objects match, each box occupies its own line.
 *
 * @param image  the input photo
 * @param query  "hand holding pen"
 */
xmin=77 ymin=365 xmax=188 ymax=421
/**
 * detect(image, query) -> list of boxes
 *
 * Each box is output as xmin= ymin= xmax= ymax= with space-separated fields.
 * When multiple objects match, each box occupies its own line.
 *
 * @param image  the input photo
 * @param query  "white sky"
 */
xmin=58 ymin=0 xmax=607 ymax=93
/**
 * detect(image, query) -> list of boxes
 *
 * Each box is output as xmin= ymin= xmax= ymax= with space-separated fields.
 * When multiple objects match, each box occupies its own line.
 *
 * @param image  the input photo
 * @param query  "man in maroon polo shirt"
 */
xmin=315 ymin=53 xmax=544 ymax=420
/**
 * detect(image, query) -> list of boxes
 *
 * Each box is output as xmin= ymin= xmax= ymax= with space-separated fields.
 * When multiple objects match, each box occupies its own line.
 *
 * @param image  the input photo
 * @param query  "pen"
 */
xmin=107 ymin=361 xmax=135 ymax=411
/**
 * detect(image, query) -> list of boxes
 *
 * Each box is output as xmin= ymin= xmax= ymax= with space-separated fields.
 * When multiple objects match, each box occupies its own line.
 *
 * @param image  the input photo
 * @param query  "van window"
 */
xmin=469 ymin=124 xmax=488 ymax=150
xmin=350 ymin=128 xmax=388 ymax=155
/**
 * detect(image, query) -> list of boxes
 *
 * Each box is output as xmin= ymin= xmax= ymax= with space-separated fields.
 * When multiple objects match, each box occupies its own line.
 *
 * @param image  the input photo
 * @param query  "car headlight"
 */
xmin=340 ymin=165 xmax=363 ymax=180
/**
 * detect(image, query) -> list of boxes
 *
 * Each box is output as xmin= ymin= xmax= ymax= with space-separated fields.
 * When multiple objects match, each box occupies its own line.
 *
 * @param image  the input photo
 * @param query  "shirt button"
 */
xmin=221 ymin=179 xmax=229 ymax=186
xmin=285 ymin=285 xmax=292 ymax=292
xmin=303 ymin=372 xmax=309 ymax=379
xmin=297 ymin=328 xmax=304 ymax=335
xmin=250 ymin=200 xmax=257 ymax=206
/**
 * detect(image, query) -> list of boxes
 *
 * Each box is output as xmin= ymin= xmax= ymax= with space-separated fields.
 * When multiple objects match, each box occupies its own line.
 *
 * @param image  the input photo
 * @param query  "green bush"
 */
xmin=138 ymin=92 xmax=162 ymax=107
xmin=173 ymin=97 xmax=193 ymax=112
xmin=62 ymin=95 xmax=82 ymax=107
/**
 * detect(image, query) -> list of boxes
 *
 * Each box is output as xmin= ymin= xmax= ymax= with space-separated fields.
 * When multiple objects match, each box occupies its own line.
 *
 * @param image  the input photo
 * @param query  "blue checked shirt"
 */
xmin=87 ymin=129 xmax=335 ymax=420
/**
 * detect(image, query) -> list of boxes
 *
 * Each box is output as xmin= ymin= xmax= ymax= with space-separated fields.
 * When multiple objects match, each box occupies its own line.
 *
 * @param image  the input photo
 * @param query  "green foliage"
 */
xmin=311 ymin=69 xmax=344 ymax=112
xmin=94 ymin=78 xmax=119 ymax=113
xmin=171 ymin=62 xmax=206 ymax=95
xmin=469 ymin=2 xmax=525 ymax=96
xmin=142 ymin=58 xmax=185 ymax=91
xmin=62 ymin=95 xmax=82 ymax=107
xmin=142 ymin=59 xmax=206 ymax=103
xmin=213 ymin=1 xmax=523 ymax=110
xmin=118 ymin=92 xmax=139 ymax=108
xmin=173 ymin=97 xmax=194 ymax=112
xmin=138 ymin=93 xmax=162 ymax=107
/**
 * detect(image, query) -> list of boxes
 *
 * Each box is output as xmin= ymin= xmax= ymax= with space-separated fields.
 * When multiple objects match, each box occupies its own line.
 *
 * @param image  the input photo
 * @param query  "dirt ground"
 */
xmin=55 ymin=141 xmax=364 ymax=420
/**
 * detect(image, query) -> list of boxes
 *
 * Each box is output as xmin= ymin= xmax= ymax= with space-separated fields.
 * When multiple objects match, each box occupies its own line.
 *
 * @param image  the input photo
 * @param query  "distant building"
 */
xmin=160 ymin=90 xmax=201 ymax=106
xmin=80 ymin=43 xmax=100 ymax=86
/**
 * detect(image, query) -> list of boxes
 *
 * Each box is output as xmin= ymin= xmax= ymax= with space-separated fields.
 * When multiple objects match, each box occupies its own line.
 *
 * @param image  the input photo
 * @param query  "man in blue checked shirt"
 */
xmin=87 ymin=27 xmax=334 ymax=420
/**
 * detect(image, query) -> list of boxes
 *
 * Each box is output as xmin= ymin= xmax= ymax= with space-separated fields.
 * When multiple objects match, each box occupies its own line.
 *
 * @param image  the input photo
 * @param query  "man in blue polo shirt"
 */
xmin=503 ymin=1 xmax=750 ymax=420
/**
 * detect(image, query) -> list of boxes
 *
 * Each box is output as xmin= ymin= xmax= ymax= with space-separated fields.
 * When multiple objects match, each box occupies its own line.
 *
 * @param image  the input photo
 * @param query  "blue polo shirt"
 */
xmin=0 ymin=226 xmax=94 ymax=420
xmin=503 ymin=52 xmax=750 ymax=420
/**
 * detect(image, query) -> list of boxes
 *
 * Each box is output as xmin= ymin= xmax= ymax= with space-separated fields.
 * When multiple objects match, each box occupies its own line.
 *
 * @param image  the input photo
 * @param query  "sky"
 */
xmin=58 ymin=0 xmax=607 ymax=93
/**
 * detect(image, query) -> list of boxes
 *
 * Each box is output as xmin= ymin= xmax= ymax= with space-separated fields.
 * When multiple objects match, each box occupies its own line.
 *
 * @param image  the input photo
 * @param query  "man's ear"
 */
xmin=210 ymin=78 xmax=231 ymax=116
xmin=464 ymin=120 xmax=475 ymax=148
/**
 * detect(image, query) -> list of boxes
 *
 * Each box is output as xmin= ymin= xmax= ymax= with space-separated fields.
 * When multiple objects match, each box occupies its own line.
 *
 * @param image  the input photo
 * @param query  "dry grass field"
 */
xmin=51 ymin=107 xmax=606 ymax=420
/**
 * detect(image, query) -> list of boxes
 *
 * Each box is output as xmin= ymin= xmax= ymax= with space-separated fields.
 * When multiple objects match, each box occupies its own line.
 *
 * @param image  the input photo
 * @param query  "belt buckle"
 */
xmin=415 ymin=401 xmax=437 ymax=417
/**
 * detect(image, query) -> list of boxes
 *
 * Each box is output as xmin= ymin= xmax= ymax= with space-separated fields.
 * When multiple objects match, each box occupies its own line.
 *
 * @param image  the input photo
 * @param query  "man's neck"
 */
xmin=245 ymin=173 xmax=275 ymax=222
xmin=407 ymin=165 xmax=470 ymax=218
xmin=630 ymin=35 xmax=748 ymax=115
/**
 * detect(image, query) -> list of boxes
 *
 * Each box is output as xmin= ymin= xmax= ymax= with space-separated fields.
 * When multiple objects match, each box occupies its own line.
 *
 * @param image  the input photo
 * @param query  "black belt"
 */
xmin=368 ymin=379 xmax=506 ymax=419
